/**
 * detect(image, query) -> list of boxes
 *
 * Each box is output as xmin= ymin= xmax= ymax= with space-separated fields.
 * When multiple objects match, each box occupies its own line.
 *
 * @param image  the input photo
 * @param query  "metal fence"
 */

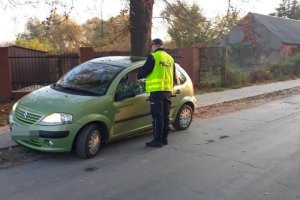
xmin=9 ymin=50 xmax=79 ymax=91
xmin=8 ymin=47 xmax=187 ymax=92
xmin=199 ymin=46 xmax=226 ymax=87
xmin=166 ymin=49 xmax=182 ymax=64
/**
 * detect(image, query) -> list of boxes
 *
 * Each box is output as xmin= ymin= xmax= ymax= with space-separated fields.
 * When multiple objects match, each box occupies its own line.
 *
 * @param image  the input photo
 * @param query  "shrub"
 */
xmin=201 ymin=52 xmax=300 ymax=90
xmin=282 ymin=62 xmax=295 ymax=77
xmin=200 ymin=74 xmax=222 ymax=88
xmin=286 ymin=53 xmax=300 ymax=76
xmin=249 ymin=67 xmax=272 ymax=83
xmin=266 ymin=62 xmax=285 ymax=80
xmin=265 ymin=53 xmax=300 ymax=80
xmin=224 ymin=63 xmax=249 ymax=87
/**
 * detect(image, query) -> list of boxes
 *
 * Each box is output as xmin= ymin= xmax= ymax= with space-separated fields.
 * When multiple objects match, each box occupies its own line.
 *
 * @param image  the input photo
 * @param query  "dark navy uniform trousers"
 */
xmin=149 ymin=91 xmax=172 ymax=142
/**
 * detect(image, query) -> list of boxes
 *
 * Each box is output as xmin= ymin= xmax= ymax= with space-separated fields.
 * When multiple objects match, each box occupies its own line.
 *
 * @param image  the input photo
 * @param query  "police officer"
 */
xmin=137 ymin=38 xmax=175 ymax=147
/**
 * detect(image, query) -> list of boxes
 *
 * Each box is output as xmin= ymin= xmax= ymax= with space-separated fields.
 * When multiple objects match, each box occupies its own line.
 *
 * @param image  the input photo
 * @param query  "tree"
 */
xmin=16 ymin=17 xmax=54 ymax=51
xmin=210 ymin=9 xmax=240 ymax=44
xmin=42 ymin=13 xmax=83 ymax=51
xmin=275 ymin=0 xmax=300 ymax=19
xmin=81 ymin=17 xmax=102 ymax=46
xmin=161 ymin=1 xmax=211 ymax=47
xmin=161 ymin=0 xmax=241 ymax=47
xmin=6 ymin=0 xmax=155 ymax=55
xmin=130 ymin=0 xmax=154 ymax=56
xmin=15 ymin=37 xmax=53 ymax=51
xmin=16 ymin=13 xmax=83 ymax=52
xmin=81 ymin=14 xmax=130 ymax=51
xmin=9 ymin=0 xmax=242 ymax=53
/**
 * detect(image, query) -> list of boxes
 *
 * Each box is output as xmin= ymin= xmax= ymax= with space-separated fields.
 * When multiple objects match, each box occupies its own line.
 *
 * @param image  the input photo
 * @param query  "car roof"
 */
xmin=89 ymin=56 xmax=146 ymax=67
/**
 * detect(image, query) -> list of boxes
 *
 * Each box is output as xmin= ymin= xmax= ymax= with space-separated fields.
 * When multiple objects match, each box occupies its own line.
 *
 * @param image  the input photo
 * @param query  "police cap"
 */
xmin=151 ymin=38 xmax=164 ymax=45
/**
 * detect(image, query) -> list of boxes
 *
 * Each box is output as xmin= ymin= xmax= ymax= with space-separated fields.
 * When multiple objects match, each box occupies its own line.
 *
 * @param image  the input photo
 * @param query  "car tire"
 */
xmin=172 ymin=104 xmax=193 ymax=130
xmin=76 ymin=124 xmax=102 ymax=159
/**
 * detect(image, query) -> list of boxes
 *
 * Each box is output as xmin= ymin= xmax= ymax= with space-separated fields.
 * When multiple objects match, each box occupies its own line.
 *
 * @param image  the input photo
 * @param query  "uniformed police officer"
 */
xmin=137 ymin=38 xmax=175 ymax=147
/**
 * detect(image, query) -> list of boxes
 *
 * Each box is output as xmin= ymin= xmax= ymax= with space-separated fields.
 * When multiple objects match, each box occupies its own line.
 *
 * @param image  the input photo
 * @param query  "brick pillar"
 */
xmin=178 ymin=47 xmax=200 ymax=88
xmin=78 ymin=47 xmax=94 ymax=63
xmin=0 ymin=47 xmax=12 ymax=101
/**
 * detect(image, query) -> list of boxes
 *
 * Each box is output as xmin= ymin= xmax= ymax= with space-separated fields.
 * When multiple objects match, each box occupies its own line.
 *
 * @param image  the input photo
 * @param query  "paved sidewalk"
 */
xmin=1 ymin=79 xmax=300 ymax=150
xmin=0 ymin=125 xmax=16 ymax=149
xmin=196 ymin=79 xmax=300 ymax=106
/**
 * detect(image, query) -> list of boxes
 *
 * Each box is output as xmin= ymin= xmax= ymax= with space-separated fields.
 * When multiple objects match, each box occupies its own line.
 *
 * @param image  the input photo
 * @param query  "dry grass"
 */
xmin=0 ymin=101 xmax=14 ymax=126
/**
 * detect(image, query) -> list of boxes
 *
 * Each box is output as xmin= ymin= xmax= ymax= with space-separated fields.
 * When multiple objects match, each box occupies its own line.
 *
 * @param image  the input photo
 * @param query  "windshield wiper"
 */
xmin=53 ymin=83 xmax=100 ymax=96
xmin=52 ymin=83 xmax=64 ymax=89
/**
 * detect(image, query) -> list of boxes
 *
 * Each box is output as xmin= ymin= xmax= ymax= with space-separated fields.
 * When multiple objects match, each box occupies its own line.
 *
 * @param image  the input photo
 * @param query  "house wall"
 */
xmin=221 ymin=13 xmax=284 ymax=67
xmin=221 ymin=26 xmax=244 ymax=44
xmin=252 ymin=16 xmax=282 ymax=63
xmin=280 ymin=44 xmax=300 ymax=60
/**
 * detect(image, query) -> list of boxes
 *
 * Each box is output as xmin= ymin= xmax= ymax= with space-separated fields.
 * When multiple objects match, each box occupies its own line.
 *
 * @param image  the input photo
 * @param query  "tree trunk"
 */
xmin=130 ymin=0 xmax=154 ymax=57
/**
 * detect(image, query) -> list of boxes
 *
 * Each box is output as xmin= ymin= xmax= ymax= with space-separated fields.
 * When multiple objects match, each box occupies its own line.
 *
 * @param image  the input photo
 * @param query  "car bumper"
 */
xmin=9 ymin=114 xmax=81 ymax=152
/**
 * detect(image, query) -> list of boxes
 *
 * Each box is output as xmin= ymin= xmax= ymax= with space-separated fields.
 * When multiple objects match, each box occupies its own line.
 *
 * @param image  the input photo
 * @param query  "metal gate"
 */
xmin=199 ymin=46 xmax=226 ymax=87
xmin=9 ymin=47 xmax=79 ymax=91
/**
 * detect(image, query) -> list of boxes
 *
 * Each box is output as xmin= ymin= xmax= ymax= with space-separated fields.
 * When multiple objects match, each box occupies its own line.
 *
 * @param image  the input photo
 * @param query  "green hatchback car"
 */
xmin=9 ymin=56 xmax=196 ymax=158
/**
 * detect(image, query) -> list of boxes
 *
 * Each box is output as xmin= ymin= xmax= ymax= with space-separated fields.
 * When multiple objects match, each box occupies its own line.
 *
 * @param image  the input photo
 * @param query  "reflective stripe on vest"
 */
xmin=146 ymin=51 xmax=174 ymax=93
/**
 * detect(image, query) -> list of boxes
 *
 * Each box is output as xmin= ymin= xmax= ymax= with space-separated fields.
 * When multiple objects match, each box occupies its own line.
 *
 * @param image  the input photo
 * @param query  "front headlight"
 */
xmin=12 ymin=102 xmax=18 ymax=112
xmin=39 ymin=113 xmax=73 ymax=125
xmin=9 ymin=102 xmax=18 ymax=125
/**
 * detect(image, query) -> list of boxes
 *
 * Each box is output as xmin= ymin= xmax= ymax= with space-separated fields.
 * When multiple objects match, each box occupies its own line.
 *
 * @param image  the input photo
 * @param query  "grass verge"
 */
xmin=0 ymin=101 xmax=14 ymax=126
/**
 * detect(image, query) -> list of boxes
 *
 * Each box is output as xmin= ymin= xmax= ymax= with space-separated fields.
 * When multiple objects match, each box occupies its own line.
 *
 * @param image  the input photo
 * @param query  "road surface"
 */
xmin=1 ymin=94 xmax=300 ymax=200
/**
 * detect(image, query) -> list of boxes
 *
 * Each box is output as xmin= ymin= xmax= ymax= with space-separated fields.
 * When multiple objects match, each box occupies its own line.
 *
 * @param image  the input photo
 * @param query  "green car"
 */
xmin=9 ymin=56 xmax=196 ymax=158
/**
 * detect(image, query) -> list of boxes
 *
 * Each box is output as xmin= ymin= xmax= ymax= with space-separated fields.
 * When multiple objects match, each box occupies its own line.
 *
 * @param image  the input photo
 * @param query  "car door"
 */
xmin=113 ymin=68 xmax=152 ymax=136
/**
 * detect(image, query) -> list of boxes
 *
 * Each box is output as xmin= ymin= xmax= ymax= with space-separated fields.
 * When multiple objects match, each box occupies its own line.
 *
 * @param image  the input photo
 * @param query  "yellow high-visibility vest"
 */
xmin=146 ymin=51 xmax=174 ymax=93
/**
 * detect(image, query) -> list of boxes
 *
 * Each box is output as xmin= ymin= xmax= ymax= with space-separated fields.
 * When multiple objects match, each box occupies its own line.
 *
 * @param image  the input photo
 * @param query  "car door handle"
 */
xmin=175 ymin=89 xmax=181 ymax=94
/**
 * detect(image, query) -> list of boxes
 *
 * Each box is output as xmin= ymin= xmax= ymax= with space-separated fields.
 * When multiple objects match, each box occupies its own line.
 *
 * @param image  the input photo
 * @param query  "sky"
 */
xmin=0 ymin=0 xmax=282 ymax=44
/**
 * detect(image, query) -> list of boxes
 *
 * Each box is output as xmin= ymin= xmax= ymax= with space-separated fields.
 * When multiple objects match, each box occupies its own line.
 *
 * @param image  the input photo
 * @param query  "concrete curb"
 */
xmin=0 ymin=126 xmax=18 ymax=150
xmin=196 ymin=86 xmax=300 ymax=109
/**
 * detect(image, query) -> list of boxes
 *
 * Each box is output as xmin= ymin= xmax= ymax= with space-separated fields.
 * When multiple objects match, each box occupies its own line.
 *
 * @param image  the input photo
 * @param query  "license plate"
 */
xmin=11 ymin=125 xmax=39 ymax=140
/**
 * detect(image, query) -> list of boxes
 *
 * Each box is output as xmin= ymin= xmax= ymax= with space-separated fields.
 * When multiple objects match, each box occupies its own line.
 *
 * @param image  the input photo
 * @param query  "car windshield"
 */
xmin=55 ymin=61 xmax=125 ymax=96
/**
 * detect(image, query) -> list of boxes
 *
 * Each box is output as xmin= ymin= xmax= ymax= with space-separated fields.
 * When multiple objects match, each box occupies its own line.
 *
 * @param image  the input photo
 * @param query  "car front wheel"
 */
xmin=172 ymin=104 xmax=193 ymax=130
xmin=76 ymin=124 xmax=102 ymax=158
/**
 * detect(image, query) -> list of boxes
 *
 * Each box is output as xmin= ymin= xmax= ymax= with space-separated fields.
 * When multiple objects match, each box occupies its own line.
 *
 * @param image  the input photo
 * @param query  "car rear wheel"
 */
xmin=172 ymin=104 xmax=193 ymax=130
xmin=76 ymin=124 xmax=102 ymax=159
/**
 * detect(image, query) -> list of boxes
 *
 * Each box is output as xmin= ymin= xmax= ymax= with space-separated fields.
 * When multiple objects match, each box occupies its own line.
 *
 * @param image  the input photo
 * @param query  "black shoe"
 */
xmin=146 ymin=140 xmax=163 ymax=147
xmin=162 ymin=139 xmax=168 ymax=145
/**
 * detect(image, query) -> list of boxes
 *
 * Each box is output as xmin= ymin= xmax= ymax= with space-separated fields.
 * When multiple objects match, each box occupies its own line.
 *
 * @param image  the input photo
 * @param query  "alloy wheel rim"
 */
xmin=180 ymin=108 xmax=192 ymax=128
xmin=88 ymin=130 xmax=101 ymax=155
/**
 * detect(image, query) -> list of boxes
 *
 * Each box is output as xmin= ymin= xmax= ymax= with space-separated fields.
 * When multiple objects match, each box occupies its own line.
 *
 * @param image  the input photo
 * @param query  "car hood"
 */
xmin=18 ymin=86 xmax=105 ymax=114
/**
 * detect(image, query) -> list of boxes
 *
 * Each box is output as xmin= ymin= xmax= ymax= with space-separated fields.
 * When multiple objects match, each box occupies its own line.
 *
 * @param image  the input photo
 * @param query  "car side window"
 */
xmin=175 ymin=66 xmax=187 ymax=85
xmin=115 ymin=69 xmax=145 ymax=99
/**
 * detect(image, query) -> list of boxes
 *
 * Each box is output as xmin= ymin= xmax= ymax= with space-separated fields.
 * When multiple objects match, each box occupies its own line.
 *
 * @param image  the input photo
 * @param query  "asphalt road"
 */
xmin=1 ymin=94 xmax=300 ymax=200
